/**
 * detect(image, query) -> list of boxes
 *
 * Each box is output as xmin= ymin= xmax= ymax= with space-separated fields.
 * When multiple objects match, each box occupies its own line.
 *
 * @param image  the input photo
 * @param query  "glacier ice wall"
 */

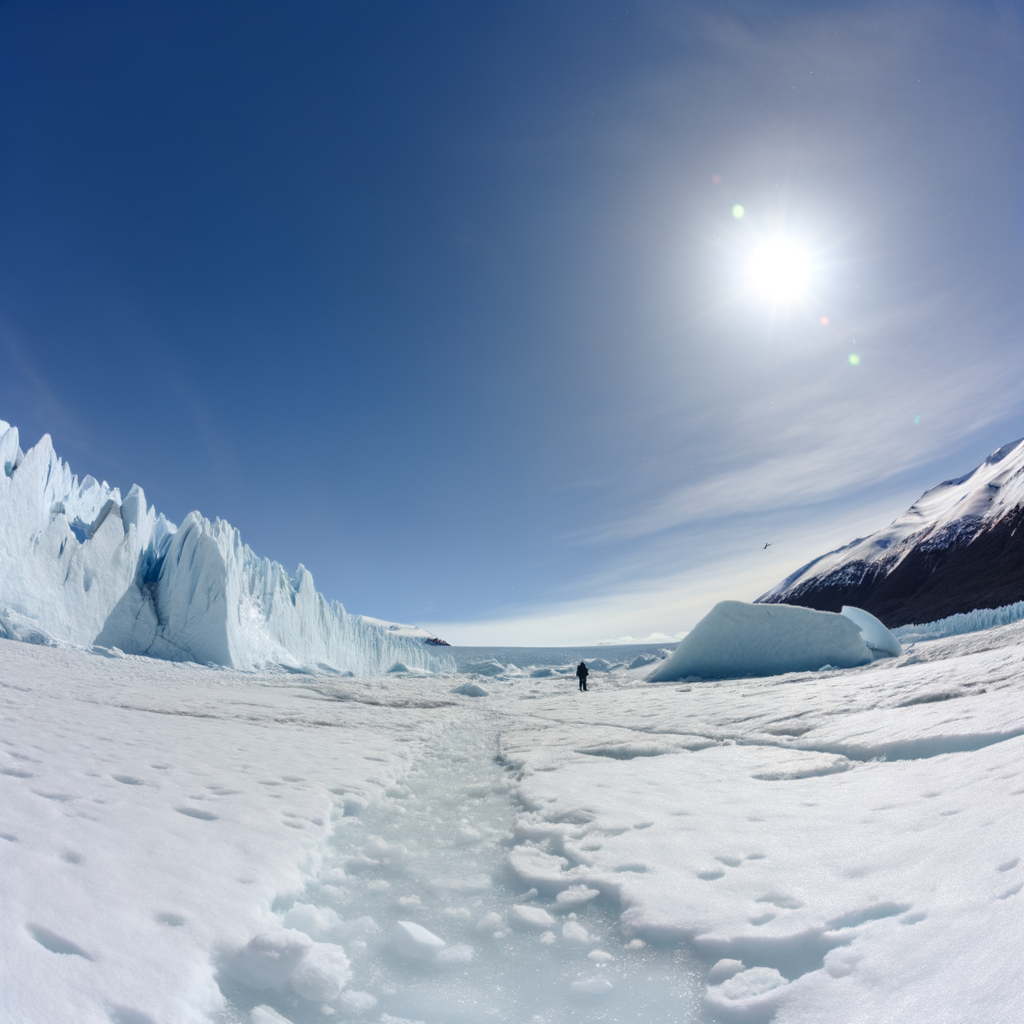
xmin=892 ymin=600 xmax=1024 ymax=644
xmin=0 ymin=421 xmax=453 ymax=674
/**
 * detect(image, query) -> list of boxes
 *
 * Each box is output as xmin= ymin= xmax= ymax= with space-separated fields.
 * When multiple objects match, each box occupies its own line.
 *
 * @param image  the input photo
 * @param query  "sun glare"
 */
xmin=747 ymin=238 xmax=812 ymax=303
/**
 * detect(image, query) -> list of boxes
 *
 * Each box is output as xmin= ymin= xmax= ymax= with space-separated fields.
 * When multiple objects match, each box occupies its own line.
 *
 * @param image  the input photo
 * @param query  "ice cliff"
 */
xmin=0 ymin=421 xmax=452 ymax=674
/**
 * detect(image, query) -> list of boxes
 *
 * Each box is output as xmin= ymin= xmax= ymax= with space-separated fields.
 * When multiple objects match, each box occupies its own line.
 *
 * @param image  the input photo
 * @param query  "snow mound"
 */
xmin=0 ymin=420 xmax=453 ymax=675
xmin=451 ymin=681 xmax=490 ymax=697
xmin=290 ymin=942 xmax=352 ymax=1000
xmin=228 ymin=929 xmax=314 ymax=989
xmin=648 ymin=601 xmax=872 ymax=682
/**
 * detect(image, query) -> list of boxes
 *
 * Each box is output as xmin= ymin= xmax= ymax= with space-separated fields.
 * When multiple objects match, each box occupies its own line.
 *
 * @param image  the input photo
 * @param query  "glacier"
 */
xmin=0 ymin=420 xmax=452 ymax=674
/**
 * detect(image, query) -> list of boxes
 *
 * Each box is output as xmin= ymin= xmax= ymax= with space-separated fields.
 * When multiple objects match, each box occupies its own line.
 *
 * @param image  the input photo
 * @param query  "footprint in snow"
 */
xmin=27 ymin=923 xmax=93 ymax=960
xmin=176 ymin=806 xmax=218 ymax=821
xmin=756 ymin=892 xmax=804 ymax=909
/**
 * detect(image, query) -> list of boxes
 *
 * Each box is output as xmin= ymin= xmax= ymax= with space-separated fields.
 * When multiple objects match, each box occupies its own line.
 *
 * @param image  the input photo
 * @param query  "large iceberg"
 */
xmin=648 ymin=600 xmax=900 ymax=682
xmin=0 ymin=420 xmax=452 ymax=674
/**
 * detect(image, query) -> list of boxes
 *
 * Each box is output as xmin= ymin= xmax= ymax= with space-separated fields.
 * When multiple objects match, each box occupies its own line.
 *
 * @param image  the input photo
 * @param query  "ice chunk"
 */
xmin=391 ymin=920 xmax=446 ymax=960
xmin=562 ymin=920 xmax=590 ymax=942
xmin=648 ymin=601 xmax=872 ymax=682
xmin=282 ymin=903 xmax=343 ymax=940
xmin=338 ymin=990 xmax=377 ymax=1013
xmin=629 ymin=654 xmax=659 ymax=669
xmin=713 ymin=965 xmax=788 ymax=1000
xmin=475 ymin=911 xmax=504 ymax=934
xmin=451 ymin=681 xmax=489 ymax=697
xmin=229 ymin=928 xmax=313 ymax=988
xmin=290 ymin=942 xmax=351 ymax=1000
xmin=251 ymin=1007 xmax=295 ymax=1024
xmin=569 ymin=977 xmax=613 ymax=995
xmin=510 ymin=905 xmax=555 ymax=928
xmin=555 ymin=885 xmax=600 ymax=905
xmin=708 ymin=958 xmax=746 ymax=984
xmin=435 ymin=943 xmax=474 ymax=963
xmin=841 ymin=605 xmax=902 ymax=657
xmin=460 ymin=659 xmax=506 ymax=676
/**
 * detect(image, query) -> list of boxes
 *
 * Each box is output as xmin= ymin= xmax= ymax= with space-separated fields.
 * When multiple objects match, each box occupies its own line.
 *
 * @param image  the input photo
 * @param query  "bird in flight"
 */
xmin=763 ymin=542 xmax=772 ymax=550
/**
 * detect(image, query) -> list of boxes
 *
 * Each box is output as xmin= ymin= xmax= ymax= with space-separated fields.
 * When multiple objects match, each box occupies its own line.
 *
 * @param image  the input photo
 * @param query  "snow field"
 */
xmin=499 ymin=629 xmax=1024 ymax=1022
xmin=0 ymin=641 xmax=430 ymax=1023
xmin=2 ymin=622 xmax=1024 ymax=1022
xmin=218 ymin=711 xmax=703 ymax=1023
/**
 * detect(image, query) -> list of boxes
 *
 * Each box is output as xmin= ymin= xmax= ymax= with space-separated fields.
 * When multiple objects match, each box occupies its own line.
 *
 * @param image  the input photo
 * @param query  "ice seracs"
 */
xmin=0 ymin=419 xmax=452 ymax=674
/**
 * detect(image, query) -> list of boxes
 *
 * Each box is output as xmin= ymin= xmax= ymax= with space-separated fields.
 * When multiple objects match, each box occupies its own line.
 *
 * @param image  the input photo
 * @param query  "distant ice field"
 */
xmin=448 ymin=643 xmax=674 ymax=672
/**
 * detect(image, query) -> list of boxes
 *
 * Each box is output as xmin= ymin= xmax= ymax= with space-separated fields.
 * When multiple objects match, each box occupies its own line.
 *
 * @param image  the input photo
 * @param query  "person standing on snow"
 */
xmin=576 ymin=661 xmax=589 ymax=692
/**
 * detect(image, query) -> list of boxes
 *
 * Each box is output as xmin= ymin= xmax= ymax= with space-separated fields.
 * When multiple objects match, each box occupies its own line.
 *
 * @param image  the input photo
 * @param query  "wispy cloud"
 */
xmin=425 ymin=491 xmax=908 ymax=645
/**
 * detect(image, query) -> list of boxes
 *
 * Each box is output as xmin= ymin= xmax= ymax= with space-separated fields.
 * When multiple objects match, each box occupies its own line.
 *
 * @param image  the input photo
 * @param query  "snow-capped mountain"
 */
xmin=0 ymin=420 xmax=452 ymax=673
xmin=758 ymin=437 xmax=1024 ymax=627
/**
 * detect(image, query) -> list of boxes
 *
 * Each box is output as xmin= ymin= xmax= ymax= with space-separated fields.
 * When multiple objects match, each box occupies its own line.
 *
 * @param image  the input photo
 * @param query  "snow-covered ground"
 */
xmin=2 ymin=621 xmax=1023 ymax=1023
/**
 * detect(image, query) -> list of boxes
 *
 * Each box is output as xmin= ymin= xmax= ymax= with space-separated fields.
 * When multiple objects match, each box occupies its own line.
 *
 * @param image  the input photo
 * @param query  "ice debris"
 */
xmin=510 ymin=905 xmax=555 ymax=929
xmin=451 ymin=681 xmax=490 ymax=697
xmin=390 ymin=920 xmax=446 ymax=960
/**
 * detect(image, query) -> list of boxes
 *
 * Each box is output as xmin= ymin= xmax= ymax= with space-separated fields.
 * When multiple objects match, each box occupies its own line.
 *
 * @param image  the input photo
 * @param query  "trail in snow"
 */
xmin=215 ymin=705 xmax=704 ymax=1024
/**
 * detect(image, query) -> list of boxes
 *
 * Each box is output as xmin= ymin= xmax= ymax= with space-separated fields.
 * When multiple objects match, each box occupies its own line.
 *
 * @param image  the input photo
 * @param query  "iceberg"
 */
xmin=840 ymin=605 xmax=902 ymax=657
xmin=0 ymin=420 xmax=453 ymax=675
xmin=647 ymin=600 xmax=881 ymax=682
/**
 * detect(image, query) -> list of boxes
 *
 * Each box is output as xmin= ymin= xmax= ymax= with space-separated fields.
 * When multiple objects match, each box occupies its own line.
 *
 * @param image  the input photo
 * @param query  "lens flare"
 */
xmin=732 ymin=204 xmax=745 ymax=219
xmin=848 ymin=353 xmax=860 ymax=365
xmin=746 ymin=239 xmax=811 ymax=302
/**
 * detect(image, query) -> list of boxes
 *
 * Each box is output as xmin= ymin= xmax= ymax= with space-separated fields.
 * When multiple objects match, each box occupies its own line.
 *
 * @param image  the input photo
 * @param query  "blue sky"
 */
xmin=2 ymin=1 xmax=1023 ymax=644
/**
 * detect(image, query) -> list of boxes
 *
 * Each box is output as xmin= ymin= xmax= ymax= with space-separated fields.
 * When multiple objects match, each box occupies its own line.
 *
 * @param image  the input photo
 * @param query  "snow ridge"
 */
xmin=0 ymin=420 xmax=451 ymax=674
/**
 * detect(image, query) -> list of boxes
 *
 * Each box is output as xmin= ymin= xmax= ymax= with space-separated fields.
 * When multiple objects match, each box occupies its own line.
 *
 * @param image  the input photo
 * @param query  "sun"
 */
xmin=746 ymin=238 xmax=812 ymax=303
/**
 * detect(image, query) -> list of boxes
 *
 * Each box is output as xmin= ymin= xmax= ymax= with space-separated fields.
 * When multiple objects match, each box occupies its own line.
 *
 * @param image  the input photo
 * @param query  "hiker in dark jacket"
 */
xmin=576 ymin=661 xmax=589 ymax=692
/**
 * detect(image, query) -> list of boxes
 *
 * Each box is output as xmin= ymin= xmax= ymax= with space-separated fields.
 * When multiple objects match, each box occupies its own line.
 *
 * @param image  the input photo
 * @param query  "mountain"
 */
xmin=0 ymin=420 xmax=452 ymax=674
xmin=757 ymin=438 xmax=1024 ymax=627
